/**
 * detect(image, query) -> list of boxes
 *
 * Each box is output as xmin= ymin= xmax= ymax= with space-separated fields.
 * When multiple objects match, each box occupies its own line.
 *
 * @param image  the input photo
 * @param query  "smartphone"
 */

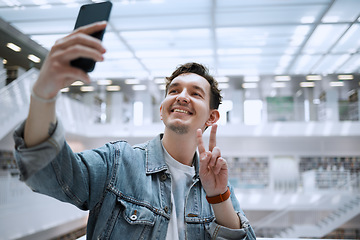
xmin=70 ymin=1 xmax=112 ymax=72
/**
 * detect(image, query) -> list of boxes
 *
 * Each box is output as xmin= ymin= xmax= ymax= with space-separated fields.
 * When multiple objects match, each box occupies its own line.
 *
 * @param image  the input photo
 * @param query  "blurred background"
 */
xmin=0 ymin=0 xmax=360 ymax=239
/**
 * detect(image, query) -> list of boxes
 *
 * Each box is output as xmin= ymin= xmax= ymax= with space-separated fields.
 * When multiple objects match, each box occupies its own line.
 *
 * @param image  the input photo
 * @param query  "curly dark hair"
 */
xmin=165 ymin=62 xmax=222 ymax=110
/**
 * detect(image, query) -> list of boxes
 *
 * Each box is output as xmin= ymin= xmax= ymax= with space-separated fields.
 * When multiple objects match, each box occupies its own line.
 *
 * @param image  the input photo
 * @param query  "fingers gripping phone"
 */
xmin=70 ymin=1 xmax=112 ymax=72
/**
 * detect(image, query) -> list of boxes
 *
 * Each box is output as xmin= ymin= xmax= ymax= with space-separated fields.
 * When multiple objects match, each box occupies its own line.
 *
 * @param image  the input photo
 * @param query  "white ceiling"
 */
xmin=1 ymin=0 xmax=360 ymax=80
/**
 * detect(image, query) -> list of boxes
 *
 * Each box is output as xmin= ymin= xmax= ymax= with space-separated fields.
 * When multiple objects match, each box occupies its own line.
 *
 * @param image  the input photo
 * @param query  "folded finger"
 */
xmin=212 ymin=157 xmax=227 ymax=175
xmin=209 ymin=146 xmax=221 ymax=167
xmin=56 ymin=44 xmax=104 ymax=63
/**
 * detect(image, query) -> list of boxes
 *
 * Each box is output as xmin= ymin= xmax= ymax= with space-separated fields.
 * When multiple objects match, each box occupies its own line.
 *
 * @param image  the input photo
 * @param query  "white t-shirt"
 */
xmin=161 ymin=141 xmax=195 ymax=240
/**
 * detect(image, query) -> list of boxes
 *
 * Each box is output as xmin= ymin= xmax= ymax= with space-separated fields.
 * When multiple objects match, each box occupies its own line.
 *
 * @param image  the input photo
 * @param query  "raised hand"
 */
xmin=33 ymin=21 xmax=107 ymax=100
xmin=196 ymin=124 xmax=228 ymax=197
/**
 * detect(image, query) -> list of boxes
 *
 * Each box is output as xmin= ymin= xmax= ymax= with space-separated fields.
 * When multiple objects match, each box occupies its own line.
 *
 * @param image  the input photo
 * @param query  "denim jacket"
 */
xmin=13 ymin=120 xmax=256 ymax=240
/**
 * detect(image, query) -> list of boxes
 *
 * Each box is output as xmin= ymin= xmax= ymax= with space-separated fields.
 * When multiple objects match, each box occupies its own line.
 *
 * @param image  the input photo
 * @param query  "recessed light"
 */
xmin=242 ymin=83 xmax=258 ymax=89
xmin=80 ymin=86 xmax=94 ymax=92
xmin=28 ymin=54 xmax=41 ymax=63
xmin=306 ymin=75 xmax=322 ymax=81
xmin=7 ymin=43 xmax=21 ymax=52
xmin=244 ymin=76 xmax=260 ymax=82
xmin=300 ymin=82 xmax=315 ymax=87
xmin=338 ymin=75 xmax=353 ymax=80
xmin=330 ymin=81 xmax=344 ymax=87
xmin=132 ymin=85 xmax=147 ymax=91
xmin=125 ymin=78 xmax=140 ymax=84
xmin=106 ymin=85 xmax=121 ymax=91
xmin=97 ymin=79 xmax=112 ymax=85
xmin=271 ymin=82 xmax=286 ymax=88
xmin=275 ymin=75 xmax=291 ymax=81
xmin=216 ymin=76 xmax=229 ymax=83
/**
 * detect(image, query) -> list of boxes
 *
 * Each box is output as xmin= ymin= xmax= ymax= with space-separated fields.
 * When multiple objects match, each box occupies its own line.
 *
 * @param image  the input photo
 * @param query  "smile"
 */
xmin=172 ymin=108 xmax=193 ymax=115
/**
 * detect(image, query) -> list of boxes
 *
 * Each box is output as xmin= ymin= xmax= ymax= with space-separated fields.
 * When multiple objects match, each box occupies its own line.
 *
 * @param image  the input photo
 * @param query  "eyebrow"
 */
xmin=168 ymin=82 xmax=206 ymax=96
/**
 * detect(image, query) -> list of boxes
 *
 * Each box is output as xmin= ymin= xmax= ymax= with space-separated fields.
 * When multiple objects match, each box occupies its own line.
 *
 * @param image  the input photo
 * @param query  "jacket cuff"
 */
xmin=208 ymin=212 xmax=252 ymax=239
xmin=13 ymin=118 xmax=65 ymax=181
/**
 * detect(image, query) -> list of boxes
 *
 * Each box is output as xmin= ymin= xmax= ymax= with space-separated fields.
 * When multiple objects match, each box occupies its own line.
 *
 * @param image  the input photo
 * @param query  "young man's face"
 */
xmin=160 ymin=73 xmax=219 ymax=135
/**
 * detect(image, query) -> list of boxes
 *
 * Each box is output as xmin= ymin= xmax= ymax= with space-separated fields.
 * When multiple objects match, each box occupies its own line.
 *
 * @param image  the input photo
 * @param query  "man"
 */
xmin=13 ymin=22 xmax=256 ymax=239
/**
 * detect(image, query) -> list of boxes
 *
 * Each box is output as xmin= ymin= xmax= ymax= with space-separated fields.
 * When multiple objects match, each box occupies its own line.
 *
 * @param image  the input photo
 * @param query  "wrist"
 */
xmin=206 ymin=187 xmax=231 ymax=204
xmin=31 ymin=87 xmax=59 ymax=103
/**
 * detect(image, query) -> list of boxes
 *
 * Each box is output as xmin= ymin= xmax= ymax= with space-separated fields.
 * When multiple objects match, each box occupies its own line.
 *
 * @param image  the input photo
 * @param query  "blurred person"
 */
xmin=13 ymin=22 xmax=255 ymax=240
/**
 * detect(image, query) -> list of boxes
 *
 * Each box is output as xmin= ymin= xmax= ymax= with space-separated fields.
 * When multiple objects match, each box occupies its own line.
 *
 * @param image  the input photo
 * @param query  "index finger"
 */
xmin=208 ymin=124 xmax=218 ymax=151
xmin=72 ymin=21 xmax=107 ymax=36
xmin=196 ymin=129 xmax=206 ymax=154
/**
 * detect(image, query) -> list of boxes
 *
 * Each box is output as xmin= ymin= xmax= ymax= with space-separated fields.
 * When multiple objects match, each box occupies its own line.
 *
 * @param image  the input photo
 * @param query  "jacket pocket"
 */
xmin=118 ymin=198 xmax=156 ymax=226
xmin=103 ymin=197 xmax=156 ymax=240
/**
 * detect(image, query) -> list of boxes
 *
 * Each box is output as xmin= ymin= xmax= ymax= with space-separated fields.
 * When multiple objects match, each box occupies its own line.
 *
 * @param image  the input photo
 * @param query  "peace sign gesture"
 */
xmin=196 ymin=124 xmax=228 ymax=197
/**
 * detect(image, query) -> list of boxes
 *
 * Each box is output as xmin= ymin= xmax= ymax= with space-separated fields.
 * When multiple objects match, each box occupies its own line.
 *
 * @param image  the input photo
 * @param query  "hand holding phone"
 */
xmin=70 ymin=1 xmax=112 ymax=72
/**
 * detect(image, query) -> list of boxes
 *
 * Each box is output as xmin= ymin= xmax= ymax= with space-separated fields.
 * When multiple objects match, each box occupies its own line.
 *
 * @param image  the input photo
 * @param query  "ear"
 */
xmin=205 ymin=109 xmax=220 ymax=127
xmin=159 ymin=104 xmax=163 ymax=120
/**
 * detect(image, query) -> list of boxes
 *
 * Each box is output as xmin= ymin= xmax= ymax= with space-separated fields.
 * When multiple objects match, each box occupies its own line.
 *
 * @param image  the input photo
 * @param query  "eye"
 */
xmin=169 ymin=89 xmax=177 ymax=94
xmin=192 ymin=92 xmax=202 ymax=98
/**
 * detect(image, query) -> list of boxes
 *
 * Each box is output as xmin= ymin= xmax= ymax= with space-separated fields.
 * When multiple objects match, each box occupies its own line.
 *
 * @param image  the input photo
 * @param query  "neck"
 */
xmin=162 ymin=128 xmax=197 ymax=166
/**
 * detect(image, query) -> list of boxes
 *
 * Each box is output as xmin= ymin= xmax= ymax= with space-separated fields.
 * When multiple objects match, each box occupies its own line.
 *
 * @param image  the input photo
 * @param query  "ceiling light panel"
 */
xmin=289 ymin=54 xmax=322 ymax=75
xmin=337 ymin=54 xmax=360 ymax=73
xmin=121 ymin=29 xmax=211 ymax=52
xmin=313 ymin=54 xmax=351 ymax=74
xmin=12 ymin=20 xmax=74 ymax=35
xmin=0 ymin=3 xmax=76 ymax=21
xmin=216 ymin=26 xmax=295 ymax=48
xmin=110 ymin=13 xmax=208 ymax=31
xmin=303 ymin=24 xmax=349 ymax=54
xmin=216 ymin=5 xmax=324 ymax=25
xmin=322 ymin=0 xmax=360 ymax=22
xmin=30 ymin=34 xmax=66 ymax=50
xmin=219 ymin=56 xmax=281 ymax=75
xmin=92 ymin=59 xmax=147 ymax=78
xmin=331 ymin=24 xmax=360 ymax=53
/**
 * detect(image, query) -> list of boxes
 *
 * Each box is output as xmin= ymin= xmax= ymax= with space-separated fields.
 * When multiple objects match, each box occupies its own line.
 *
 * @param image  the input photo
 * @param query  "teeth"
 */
xmin=174 ymin=109 xmax=189 ymax=114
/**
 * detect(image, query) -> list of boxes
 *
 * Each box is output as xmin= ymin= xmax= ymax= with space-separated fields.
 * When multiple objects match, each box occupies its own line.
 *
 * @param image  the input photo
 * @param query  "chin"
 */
xmin=168 ymin=124 xmax=189 ymax=135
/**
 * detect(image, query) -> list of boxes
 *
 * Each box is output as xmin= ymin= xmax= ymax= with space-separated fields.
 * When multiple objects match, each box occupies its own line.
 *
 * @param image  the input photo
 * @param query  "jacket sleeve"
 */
xmin=207 ymin=185 xmax=257 ymax=239
xmin=13 ymin=119 xmax=116 ymax=211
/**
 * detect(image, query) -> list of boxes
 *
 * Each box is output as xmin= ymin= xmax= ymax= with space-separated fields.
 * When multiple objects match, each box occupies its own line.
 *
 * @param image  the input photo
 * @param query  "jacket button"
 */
xmin=164 ymin=206 xmax=169 ymax=213
xmin=160 ymin=173 xmax=167 ymax=181
xmin=130 ymin=214 xmax=138 ymax=221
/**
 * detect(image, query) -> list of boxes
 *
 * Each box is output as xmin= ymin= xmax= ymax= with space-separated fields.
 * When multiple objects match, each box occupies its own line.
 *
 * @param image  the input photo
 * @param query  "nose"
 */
xmin=176 ymin=90 xmax=190 ymax=104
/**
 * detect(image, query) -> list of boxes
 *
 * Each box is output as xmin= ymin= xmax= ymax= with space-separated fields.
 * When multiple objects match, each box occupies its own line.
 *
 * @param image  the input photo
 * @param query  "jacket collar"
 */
xmin=145 ymin=134 xmax=200 ymax=179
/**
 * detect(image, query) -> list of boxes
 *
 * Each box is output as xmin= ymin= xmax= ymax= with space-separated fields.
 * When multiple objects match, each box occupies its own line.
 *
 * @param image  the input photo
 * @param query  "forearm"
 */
xmin=24 ymin=93 xmax=57 ymax=148
xmin=23 ymin=22 xmax=107 ymax=148
xmin=211 ymin=198 xmax=241 ymax=229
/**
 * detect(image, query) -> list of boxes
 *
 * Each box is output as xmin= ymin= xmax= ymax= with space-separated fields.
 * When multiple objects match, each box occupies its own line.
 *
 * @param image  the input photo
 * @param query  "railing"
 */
xmin=0 ymin=68 xmax=96 ymax=140
xmin=0 ymin=68 xmax=36 ymax=139
xmin=1 ymin=69 xmax=360 ymax=141
xmin=252 ymin=170 xmax=360 ymax=238
xmin=0 ymin=69 xmax=6 ymax=88
xmin=265 ymin=101 xmax=359 ymax=122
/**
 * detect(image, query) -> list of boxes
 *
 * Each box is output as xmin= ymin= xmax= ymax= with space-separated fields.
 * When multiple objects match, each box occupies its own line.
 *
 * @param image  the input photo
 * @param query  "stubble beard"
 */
xmin=169 ymin=124 xmax=189 ymax=135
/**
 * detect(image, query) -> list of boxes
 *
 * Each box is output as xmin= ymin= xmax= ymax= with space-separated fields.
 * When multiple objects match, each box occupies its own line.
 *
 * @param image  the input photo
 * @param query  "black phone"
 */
xmin=70 ymin=1 xmax=112 ymax=72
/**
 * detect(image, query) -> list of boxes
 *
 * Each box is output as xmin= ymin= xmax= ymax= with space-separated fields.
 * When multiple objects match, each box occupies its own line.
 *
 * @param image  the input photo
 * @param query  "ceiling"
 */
xmin=1 ymin=0 xmax=360 ymax=79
